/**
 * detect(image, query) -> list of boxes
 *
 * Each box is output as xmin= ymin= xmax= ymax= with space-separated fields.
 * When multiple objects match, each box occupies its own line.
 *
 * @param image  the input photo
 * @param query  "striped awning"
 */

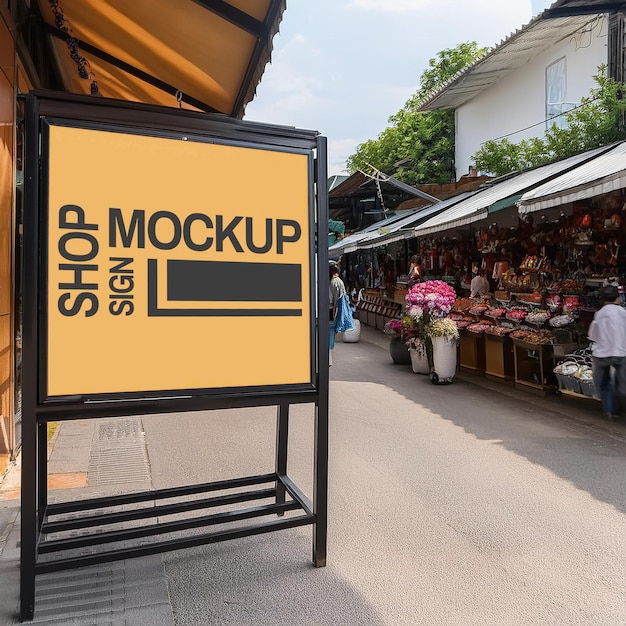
xmin=517 ymin=141 xmax=626 ymax=213
xmin=413 ymin=144 xmax=613 ymax=235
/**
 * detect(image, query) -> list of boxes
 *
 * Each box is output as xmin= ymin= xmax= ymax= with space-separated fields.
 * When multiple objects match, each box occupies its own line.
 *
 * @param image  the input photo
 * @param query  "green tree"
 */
xmin=472 ymin=67 xmax=626 ymax=176
xmin=346 ymin=42 xmax=487 ymax=185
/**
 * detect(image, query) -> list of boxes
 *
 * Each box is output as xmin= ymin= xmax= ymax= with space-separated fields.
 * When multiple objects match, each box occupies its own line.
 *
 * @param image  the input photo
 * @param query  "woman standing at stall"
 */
xmin=407 ymin=255 xmax=423 ymax=287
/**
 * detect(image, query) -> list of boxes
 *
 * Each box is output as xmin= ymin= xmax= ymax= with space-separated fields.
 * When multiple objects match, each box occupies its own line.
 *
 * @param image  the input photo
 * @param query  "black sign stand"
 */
xmin=19 ymin=92 xmax=329 ymax=622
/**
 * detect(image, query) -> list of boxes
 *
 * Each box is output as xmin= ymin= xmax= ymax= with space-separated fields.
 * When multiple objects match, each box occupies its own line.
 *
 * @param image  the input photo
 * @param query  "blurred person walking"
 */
xmin=329 ymin=262 xmax=352 ymax=365
xmin=588 ymin=285 xmax=626 ymax=421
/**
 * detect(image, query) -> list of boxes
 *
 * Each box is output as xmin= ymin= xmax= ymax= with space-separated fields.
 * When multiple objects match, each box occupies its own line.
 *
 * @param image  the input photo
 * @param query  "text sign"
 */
xmin=46 ymin=125 xmax=313 ymax=396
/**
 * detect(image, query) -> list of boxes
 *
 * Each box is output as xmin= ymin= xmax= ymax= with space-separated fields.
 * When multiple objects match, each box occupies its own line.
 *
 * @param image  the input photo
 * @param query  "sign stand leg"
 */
xmin=37 ymin=422 xmax=48 ymax=529
xmin=275 ymin=403 xmax=289 ymax=515
xmin=20 ymin=407 xmax=37 ymax=622
xmin=312 ymin=400 xmax=328 ymax=567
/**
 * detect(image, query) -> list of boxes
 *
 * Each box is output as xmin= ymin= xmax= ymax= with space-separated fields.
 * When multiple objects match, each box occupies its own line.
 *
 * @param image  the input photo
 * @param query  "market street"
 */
xmin=3 ymin=325 xmax=626 ymax=624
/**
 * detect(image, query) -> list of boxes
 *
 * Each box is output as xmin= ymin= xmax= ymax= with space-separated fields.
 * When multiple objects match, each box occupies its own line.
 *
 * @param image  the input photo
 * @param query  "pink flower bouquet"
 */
xmin=384 ymin=319 xmax=403 ymax=337
xmin=405 ymin=280 xmax=456 ymax=318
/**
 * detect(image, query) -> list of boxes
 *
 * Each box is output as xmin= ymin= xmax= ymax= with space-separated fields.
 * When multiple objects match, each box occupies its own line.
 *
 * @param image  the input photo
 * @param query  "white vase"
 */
xmin=430 ymin=335 xmax=457 ymax=382
xmin=409 ymin=348 xmax=430 ymax=374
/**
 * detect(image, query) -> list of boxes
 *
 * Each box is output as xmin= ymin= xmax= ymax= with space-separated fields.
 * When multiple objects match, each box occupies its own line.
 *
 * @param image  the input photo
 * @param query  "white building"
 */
xmin=418 ymin=11 xmax=609 ymax=178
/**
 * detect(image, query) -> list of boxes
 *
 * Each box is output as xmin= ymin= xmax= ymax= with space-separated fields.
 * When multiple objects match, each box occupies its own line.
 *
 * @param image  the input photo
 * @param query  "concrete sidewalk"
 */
xmin=0 ymin=421 xmax=174 ymax=624
xmin=1 ymin=324 xmax=624 ymax=623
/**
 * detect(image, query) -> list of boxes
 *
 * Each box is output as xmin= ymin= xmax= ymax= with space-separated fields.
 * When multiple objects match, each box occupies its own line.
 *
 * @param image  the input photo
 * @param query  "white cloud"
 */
xmin=327 ymin=138 xmax=357 ymax=175
xmin=247 ymin=0 xmax=534 ymax=173
xmin=346 ymin=0 xmax=435 ymax=11
xmin=346 ymin=0 xmax=529 ymax=13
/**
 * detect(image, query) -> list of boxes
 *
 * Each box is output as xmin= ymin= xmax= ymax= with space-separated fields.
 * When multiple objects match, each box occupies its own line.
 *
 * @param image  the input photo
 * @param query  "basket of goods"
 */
xmin=525 ymin=310 xmax=551 ymax=325
xmin=545 ymin=294 xmax=561 ymax=312
xmin=510 ymin=329 xmax=554 ymax=344
xmin=517 ymin=292 xmax=543 ymax=305
xmin=484 ymin=325 xmax=514 ymax=336
xmin=468 ymin=303 xmax=490 ymax=316
xmin=504 ymin=274 xmax=533 ymax=293
xmin=452 ymin=297 xmax=474 ymax=313
xmin=562 ymin=295 xmax=580 ymax=312
xmin=505 ymin=308 xmax=528 ymax=322
xmin=484 ymin=307 xmax=506 ymax=319
xmin=553 ymin=360 xmax=583 ymax=393
xmin=561 ymin=279 xmax=584 ymax=294
xmin=549 ymin=314 xmax=573 ymax=328
xmin=454 ymin=317 xmax=474 ymax=329
xmin=466 ymin=322 xmax=493 ymax=334
xmin=575 ymin=366 xmax=598 ymax=398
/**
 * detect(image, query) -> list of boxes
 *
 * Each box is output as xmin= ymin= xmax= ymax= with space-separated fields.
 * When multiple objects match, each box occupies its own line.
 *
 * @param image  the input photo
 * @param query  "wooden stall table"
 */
xmin=484 ymin=333 xmax=515 ymax=381
xmin=459 ymin=329 xmax=486 ymax=373
xmin=512 ymin=338 xmax=554 ymax=395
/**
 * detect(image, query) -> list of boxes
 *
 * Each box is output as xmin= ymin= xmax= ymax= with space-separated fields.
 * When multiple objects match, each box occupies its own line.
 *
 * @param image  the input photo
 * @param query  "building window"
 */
xmin=546 ymin=58 xmax=574 ymax=130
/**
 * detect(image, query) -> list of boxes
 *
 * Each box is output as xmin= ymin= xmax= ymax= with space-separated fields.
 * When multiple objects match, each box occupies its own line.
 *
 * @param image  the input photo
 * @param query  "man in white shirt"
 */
xmin=587 ymin=285 xmax=626 ymax=420
xmin=470 ymin=269 xmax=490 ymax=298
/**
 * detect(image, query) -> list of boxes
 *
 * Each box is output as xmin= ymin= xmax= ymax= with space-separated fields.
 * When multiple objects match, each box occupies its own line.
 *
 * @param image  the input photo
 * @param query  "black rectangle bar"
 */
xmin=46 ymin=473 xmax=277 ymax=515
xmin=167 ymin=260 xmax=302 ymax=302
xmin=35 ymin=514 xmax=314 ymax=574
xmin=39 ymin=501 xmax=301 ymax=553
xmin=43 ymin=488 xmax=277 ymax=533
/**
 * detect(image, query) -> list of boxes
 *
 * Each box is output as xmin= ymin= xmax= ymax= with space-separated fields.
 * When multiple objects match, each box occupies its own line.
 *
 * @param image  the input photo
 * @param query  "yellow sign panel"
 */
xmin=46 ymin=125 xmax=312 ymax=396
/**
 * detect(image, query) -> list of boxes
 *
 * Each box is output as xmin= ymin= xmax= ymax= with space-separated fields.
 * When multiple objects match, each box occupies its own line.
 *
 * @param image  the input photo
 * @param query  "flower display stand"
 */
xmin=389 ymin=336 xmax=411 ymax=365
xmin=409 ymin=348 xmax=430 ymax=374
xmin=430 ymin=336 xmax=457 ymax=383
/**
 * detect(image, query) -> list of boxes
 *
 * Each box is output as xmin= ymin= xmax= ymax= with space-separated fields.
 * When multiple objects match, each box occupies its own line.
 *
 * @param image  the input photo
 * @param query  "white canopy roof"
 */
xmin=517 ymin=141 xmax=626 ymax=213
xmin=328 ymin=211 xmax=416 ymax=256
xmin=418 ymin=13 xmax=598 ymax=112
xmin=413 ymin=145 xmax=611 ymax=236
xmin=357 ymin=191 xmax=477 ymax=249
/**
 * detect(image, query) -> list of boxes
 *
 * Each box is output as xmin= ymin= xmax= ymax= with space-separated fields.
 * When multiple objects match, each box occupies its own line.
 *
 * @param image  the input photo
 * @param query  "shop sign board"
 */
xmin=20 ymin=94 xmax=329 ymax=622
xmin=43 ymin=123 xmax=315 ymax=398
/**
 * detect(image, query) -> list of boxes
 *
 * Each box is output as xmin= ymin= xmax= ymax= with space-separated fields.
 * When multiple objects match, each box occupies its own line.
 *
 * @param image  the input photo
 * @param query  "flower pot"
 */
xmin=389 ymin=336 xmax=411 ymax=365
xmin=430 ymin=335 xmax=457 ymax=383
xmin=409 ymin=348 xmax=430 ymax=374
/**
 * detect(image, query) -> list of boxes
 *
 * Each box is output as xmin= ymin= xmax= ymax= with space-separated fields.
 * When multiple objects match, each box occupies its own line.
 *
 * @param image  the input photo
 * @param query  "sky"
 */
xmin=245 ymin=0 xmax=554 ymax=176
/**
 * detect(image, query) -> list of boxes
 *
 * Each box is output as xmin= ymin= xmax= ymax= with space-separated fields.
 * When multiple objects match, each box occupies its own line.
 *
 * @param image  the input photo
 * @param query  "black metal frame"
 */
xmin=19 ymin=91 xmax=329 ymax=621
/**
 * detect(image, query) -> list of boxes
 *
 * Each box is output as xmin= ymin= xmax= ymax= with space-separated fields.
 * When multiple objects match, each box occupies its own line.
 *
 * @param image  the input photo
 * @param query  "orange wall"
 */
xmin=0 ymin=8 xmax=15 ymax=468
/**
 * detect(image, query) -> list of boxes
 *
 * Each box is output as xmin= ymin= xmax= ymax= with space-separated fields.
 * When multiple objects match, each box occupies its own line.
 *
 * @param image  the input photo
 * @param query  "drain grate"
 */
xmin=88 ymin=418 xmax=151 ymax=486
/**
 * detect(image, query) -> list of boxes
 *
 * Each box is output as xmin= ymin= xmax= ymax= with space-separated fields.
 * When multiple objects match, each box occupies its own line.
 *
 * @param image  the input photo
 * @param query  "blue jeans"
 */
xmin=329 ymin=318 xmax=336 ymax=350
xmin=592 ymin=356 xmax=626 ymax=415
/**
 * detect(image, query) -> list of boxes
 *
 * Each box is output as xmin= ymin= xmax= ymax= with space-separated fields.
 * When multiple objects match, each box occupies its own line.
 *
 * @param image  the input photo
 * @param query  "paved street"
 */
xmin=1 ymin=325 xmax=626 ymax=624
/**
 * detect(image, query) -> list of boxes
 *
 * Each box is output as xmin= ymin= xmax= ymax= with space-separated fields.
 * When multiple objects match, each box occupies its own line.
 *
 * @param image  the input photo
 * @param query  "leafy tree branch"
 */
xmin=346 ymin=42 xmax=487 ymax=185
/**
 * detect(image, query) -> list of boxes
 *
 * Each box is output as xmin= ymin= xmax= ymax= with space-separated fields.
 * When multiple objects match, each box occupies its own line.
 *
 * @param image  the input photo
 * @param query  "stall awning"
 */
xmin=413 ymin=145 xmax=612 ymax=236
xmin=517 ymin=141 xmax=626 ymax=213
xmin=488 ymin=193 xmax=523 ymax=214
xmin=357 ymin=191 xmax=477 ymax=250
xmin=32 ymin=0 xmax=285 ymax=117
xmin=328 ymin=211 xmax=414 ymax=257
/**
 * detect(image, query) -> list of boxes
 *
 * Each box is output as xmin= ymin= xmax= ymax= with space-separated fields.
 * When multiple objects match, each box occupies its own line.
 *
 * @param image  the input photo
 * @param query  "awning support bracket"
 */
xmin=41 ymin=22 xmax=219 ymax=113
